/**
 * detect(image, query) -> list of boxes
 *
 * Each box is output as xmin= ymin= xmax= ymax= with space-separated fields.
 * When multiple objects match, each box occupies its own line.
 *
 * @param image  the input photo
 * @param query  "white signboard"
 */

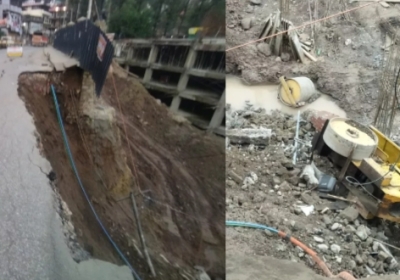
xmin=7 ymin=46 xmax=23 ymax=57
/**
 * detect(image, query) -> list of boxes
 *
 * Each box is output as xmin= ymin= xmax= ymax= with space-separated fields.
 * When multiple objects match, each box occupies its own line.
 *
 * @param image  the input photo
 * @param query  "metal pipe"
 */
xmin=293 ymin=111 xmax=301 ymax=164
xmin=87 ymin=0 xmax=93 ymax=20
xmin=131 ymin=192 xmax=156 ymax=277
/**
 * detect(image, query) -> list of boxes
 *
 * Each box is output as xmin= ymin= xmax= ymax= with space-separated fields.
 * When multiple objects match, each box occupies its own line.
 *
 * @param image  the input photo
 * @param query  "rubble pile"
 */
xmin=226 ymin=105 xmax=400 ymax=278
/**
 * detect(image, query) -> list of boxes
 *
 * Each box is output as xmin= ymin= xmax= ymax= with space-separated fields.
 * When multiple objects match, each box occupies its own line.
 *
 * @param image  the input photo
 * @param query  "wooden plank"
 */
xmin=262 ymin=19 xmax=273 ymax=42
xmin=301 ymin=43 xmax=311 ymax=52
xmin=303 ymin=49 xmax=318 ymax=62
xmin=258 ymin=15 xmax=272 ymax=39
xmin=268 ymin=10 xmax=281 ymax=45
xmin=350 ymin=0 xmax=390 ymax=7
xmin=274 ymin=28 xmax=283 ymax=55
xmin=289 ymin=26 xmax=307 ymax=64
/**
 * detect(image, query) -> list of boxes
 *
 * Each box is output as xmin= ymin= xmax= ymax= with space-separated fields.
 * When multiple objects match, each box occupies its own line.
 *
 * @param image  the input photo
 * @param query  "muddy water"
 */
xmin=226 ymin=76 xmax=347 ymax=118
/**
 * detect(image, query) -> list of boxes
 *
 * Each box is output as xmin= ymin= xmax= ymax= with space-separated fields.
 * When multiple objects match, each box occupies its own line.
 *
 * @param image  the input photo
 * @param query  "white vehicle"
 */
xmin=0 ymin=36 xmax=15 ymax=48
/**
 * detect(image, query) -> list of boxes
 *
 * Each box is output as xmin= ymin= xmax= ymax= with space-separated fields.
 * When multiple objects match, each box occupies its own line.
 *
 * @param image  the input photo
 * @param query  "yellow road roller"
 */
xmin=312 ymin=117 xmax=400 ymax=223
xmin=278 ymin=76 xmax=316 ymax=108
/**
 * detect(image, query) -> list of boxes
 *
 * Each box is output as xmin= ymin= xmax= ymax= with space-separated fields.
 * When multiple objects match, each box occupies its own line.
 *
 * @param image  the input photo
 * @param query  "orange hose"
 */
xmin=278 ymin=231 xmax=357 ymax=280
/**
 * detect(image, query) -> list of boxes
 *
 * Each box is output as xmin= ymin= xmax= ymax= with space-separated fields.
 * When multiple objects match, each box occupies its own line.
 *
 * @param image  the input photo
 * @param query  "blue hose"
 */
xmin=226 ymin=221 xmax=279 ymax=234
xmin=50 ymin=85 xmax=142 ymax=280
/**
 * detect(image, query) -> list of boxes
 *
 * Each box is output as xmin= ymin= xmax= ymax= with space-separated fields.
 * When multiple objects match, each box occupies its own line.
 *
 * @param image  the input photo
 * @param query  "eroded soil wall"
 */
xmin=18 ymin=65 xmax=225 ymax=279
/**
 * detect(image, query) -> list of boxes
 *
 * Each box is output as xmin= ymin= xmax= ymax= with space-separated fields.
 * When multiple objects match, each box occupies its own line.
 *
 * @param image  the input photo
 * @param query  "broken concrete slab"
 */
xmin=226 ymin=128 xmax=273 ymax=145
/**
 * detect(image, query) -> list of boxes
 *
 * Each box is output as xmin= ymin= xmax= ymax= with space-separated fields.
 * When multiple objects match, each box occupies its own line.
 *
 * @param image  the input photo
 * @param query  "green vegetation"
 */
xmin=64 ymin=0 xmax=225 ymax=38
xmin=108 ymin=0 xmax=154 ymax=38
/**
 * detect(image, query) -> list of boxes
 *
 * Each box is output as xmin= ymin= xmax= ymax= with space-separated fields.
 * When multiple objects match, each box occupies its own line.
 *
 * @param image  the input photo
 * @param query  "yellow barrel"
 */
xmin=278 ymin=77 xmax=316 ymax=107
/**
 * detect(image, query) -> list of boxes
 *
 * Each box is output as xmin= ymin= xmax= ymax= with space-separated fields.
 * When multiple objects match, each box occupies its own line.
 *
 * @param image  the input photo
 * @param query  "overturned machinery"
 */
xmin=312 ymin=117 xmax=400 ymax=223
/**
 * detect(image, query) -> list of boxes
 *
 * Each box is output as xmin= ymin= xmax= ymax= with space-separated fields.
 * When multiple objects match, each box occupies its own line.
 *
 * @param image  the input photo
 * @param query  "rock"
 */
xmin=253 ymin=191 xmax=266 ymax=203
xmin=227 ymin=128 xmax=272 ymax=145
xmin=301 ymin=193 xmax=314 ymax=205
xmin=257 ymin=43 xmax=272 ymax=57
xmin=347 ymin=259 xmax=356 ymax=270
xmin=264 ymin=229 xmax=274 ymax=237
xmin=294 ymin=208 xmax=302 ymax=215
xmin=226 ymin=179 xmax=236 ymax=188
xmin=345 ymin=39 xmax=352 ymax=46
xmin=378 ymin=251 xmax=391 ymax=262
xmin=355 ymin=254 xmax=364 ymax=265
xmin=330 ymin=244 xmax=341 ymax=254
xmin=281 ymin=52 xmax=291 ymax=62
xmin=276 ymin=244 xmax=287 ymax=252
xmin=317 ymin=244 xmax=328 ymax=251
xmin=249 ymin=172 xmax=258 ymax=182
xmin=355 ymin=225 xmax=370 ymax=241
xmin=376 ymin=231 xmax=389 ymax=241
xmin=339 ymin=206 xmax=359 ymax=222
xmin=374 ymin=261 xmax=385 ymax=274
xmin=272 ymin=177 xmax=281 ymax=185
xmin=279 ymin=181 xmax=291 ymax=191
xmin=313 ymin=236 xmax=324 ymax=243
xmin=331 ymin=223 xmax=341 ymax=231
xmin=388 ymin=261 xmax=399 ymax=270
xmin=307 ymin=110 xmax=340 ymax=132
xmin=245 ymin=5 xmax=254 ymax=13
xmin=275 ymin=57 xmax=282 ymax=62
xmin=241 ymin=18 xmax=252 ymax=30
xmin=372 ymin=241 xmax=380 ymax=252
xmin=250 ymin=0 xmax=261 ymax=5
xmin=367 ymin=258 xmax=376 ymax=268
xmin=349 ymin=242 xmax=357 ymax=256
xmin=322 ymin=215 xmax=332 ymax=226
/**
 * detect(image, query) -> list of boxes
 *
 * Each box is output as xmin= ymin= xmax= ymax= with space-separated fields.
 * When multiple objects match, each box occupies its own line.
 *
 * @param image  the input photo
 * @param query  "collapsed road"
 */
xmin=3 ymin=43 xmax=225 ymax=280
xmin=0 ymin=48 xmax=134 ymax=279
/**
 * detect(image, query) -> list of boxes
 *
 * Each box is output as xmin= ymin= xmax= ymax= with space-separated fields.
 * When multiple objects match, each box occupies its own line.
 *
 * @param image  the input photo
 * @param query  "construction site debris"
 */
xmin=226 ymin=105 xmax=400 ymax=278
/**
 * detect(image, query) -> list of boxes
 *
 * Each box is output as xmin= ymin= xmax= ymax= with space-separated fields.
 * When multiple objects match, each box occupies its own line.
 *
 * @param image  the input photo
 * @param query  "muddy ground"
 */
xmin=18 ymin=63 xmax=225 ymax=280
xmin=226 ymin=0 xmax=400 ymax=126
xmin=226 ymin=105 xmax=400 ymax=279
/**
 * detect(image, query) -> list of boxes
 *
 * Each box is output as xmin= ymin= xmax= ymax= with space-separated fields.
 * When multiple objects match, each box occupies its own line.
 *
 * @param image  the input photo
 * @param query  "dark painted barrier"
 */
xmin=53 ymin=20 xmax=114 ymax=96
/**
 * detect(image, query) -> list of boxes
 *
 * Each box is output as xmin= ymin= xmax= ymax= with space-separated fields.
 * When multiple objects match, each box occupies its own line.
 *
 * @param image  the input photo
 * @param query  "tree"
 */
xmin=108 ymin=0 xmax=154 ymax=38
xmin=186 ymin=0 xmax=224 ymax=28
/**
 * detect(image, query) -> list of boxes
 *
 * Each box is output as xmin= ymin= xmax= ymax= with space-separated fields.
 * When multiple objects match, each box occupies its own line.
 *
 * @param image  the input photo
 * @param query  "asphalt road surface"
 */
xmin=0 ymin=47 xmax=134 ymax=280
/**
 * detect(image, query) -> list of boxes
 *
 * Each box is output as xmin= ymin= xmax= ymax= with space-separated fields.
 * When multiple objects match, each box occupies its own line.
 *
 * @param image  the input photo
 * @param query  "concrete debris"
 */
xmin=330 ymin=244 xmax=341 ymax=254
xmin=313 ymin=236 xmax=324 ymax=243
xmin=257 ymin=43 xmax=272 ymax=57
xmin=339 ymin=206 xmax=359 ymax=222
xmin=241 ymin=18 xmax=252 ymax=30
xmin=356 ymin=225 xmax=371 ymax=241
xmin=300 ymin=164 xmax=319 ymax=185
xmin=226 ymin=128 xmax=273 ymax=145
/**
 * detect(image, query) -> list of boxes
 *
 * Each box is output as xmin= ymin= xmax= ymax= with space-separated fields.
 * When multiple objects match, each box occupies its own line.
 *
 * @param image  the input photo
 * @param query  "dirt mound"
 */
xmin=226 ymin=105 xmax=400 ymax=279
xmin=226 ymin=0 xmax=400 ymax=124
xmin=18 ymin=63 xmax=225 ymax=279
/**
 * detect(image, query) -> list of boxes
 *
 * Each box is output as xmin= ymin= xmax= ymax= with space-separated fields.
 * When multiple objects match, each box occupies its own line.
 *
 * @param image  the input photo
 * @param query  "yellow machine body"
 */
xmin=278 ymin=76 xmax=316 ymax=107
xmin=348 ymin=125 xmax=400 ymax=222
